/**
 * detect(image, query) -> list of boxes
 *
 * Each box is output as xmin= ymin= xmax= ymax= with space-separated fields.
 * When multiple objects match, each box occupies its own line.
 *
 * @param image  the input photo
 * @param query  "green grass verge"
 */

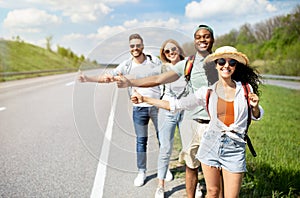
xmin=0 ymin=40 xmax=77 ymax=72
xmin=0 ymin=40 xmax=99 ymax=81
xmin=241 ymin=85 xmax=300 ymax=197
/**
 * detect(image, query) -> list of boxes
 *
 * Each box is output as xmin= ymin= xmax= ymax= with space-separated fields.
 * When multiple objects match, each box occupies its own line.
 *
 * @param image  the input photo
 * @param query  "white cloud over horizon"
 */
xmin=3 ymin=8 xmax=61 ymax=33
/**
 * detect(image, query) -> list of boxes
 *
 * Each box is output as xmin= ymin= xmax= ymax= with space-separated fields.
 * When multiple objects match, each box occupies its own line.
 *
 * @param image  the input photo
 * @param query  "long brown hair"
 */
xmin=231 ymin=63 xmax=262 ymax=96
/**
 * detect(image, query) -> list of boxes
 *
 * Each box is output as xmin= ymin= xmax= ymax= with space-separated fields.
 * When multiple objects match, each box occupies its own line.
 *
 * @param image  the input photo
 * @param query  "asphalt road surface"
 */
xmin=0 ymin=72 xmax=298 ymax=198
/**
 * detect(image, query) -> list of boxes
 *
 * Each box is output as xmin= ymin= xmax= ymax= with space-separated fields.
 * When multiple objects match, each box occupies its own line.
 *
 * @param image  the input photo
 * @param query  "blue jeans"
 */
xmin=157 ymin=108 xmax=184 ymax=179
xmin=133 ymin=106 xmax=159 ymax=172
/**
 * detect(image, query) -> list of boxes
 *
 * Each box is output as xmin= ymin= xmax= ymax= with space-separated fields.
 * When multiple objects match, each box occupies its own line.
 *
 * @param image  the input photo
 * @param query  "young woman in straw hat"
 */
xmin=130 ymin=46 xmax=264 ymax=197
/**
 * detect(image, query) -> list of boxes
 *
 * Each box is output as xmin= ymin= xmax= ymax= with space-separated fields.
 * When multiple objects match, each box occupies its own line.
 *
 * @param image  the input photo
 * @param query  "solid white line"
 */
xmin=0 ymin=107 xmax=6 ymax=111
xmin=90 ymin=88 xmax=118 ymax=198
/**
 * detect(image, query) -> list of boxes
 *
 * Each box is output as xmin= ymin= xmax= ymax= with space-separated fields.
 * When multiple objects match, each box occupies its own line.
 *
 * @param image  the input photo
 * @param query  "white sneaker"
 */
xmin=165 ymin=169 xmax=173 ymax=182
xmin=134 ymin=171 xmax=146 ymax=187
xmin=155 ymin=187 xmax=164 ymax=198
xmin=195 ymin=183 xmax=203 ymax=198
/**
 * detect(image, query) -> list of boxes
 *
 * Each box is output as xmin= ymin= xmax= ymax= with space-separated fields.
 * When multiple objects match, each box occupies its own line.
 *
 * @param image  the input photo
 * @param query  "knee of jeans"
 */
xmin=160 ymin=145 xmax=172 ymax=156
xmin=136 ymin=137 xmax=148 ymax=152
xmin=159 ymin=152 xmax=171 ymax=160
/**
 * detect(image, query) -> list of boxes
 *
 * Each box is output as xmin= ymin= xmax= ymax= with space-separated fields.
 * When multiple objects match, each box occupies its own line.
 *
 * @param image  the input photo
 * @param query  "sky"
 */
xmin=0 ymin=0 xmax=299 ymax=63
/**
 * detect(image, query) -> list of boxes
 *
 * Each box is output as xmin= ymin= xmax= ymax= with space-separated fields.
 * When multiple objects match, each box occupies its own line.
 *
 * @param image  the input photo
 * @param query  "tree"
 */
xmin=46 ymin=35 xmax=53 ymax=52
xmin=215 ymin=29 xmax=238 ymax=47
xmin=237 ymin=24 xmax=256 ymax=44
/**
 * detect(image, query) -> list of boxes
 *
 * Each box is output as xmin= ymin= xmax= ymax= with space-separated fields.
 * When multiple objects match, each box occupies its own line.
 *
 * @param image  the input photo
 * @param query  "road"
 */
xmin=262 ymin=79 xmax=300 ymax=90
xmin=0 ymin=71 xmax=186 ymax=198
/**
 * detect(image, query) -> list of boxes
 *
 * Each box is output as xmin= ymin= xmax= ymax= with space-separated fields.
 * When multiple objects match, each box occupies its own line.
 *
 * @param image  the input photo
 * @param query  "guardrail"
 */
xmin=0 ymin=68 xmax=77 ymax=77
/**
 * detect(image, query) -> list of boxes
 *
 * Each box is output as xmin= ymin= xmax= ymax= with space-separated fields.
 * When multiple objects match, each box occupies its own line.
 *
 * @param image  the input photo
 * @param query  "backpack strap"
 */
xmin=205 ymin=88 xmax=212 ymax=118
xmin=160 ymin=64 xmax=168 ymax=99
xmin=174 ymin=55 xmax=195 ymax=99
xmin=146 ymin=54 xmax=152 ymax=61
xmin=242 ymin=82 xmax=257 ymax=157
xmin=242 ymin=83 xmax=252 ymax=127
xmin=184 ymin=55 xmax=195 ymax=82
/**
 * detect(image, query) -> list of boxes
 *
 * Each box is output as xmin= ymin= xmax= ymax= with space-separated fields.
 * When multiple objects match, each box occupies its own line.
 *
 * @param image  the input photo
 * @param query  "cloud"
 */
xmin=63 ymin=17 xmax=181 ymax=45
xmin=3 ymin=8 xmax=62 ymax=33
xmin=103 ymin=0 xmax=139 ymax=3
xmin=60 ymin=17 xmax=187 ymax=60
xmin=185 ymin=0 xmax=277 ymax=19
xmin=57 ymin=2 xmax=113 ymax=23
xmin=32 ymin=0 xmax=140 ymax=23
xmin=123 ymin=18 xmax=180 ymax=29
xmin=0 ymin=0 xmax=115 ymax=23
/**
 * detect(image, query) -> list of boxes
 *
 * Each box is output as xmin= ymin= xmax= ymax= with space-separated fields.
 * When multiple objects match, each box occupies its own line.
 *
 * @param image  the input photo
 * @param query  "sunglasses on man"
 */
xmin=130 ymin=44 xmax=142 ymax=49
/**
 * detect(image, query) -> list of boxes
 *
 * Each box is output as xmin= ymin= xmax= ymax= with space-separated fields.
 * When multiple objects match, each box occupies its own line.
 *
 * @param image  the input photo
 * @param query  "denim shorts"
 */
xmin=196 ymin=130 xmax=247 ymax=173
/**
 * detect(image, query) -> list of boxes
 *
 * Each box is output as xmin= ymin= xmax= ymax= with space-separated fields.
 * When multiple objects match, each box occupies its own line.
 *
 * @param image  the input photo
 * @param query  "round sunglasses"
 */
xmin=216 ymin=58 xmax=237 ymax=67
xmin=164 ymin=47 xmax=177 ymax=54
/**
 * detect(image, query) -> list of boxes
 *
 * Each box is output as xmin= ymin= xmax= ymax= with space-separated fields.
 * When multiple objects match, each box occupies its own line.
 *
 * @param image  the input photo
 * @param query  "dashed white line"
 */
xmin=90 ymin=88 xmax=118 ymax=198
xmin=65 ymin=81 xmax=75 ymax=86
xmin=0 ymin=107 xmax=7 ymax=111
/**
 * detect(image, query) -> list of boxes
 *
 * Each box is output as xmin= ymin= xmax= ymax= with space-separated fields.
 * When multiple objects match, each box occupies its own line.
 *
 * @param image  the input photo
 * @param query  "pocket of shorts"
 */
xmin=232 ymin=140 xmax=246 ymax=149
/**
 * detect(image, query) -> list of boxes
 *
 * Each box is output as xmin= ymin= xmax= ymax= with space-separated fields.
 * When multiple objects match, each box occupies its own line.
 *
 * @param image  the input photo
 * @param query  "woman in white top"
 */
xmin=131 ymin=46 xmax=264 ymax=197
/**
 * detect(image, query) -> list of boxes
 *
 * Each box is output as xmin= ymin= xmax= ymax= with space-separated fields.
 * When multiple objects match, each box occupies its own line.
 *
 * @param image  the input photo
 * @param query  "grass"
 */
xmin=0 ymin=40 xmax=77 ymax=72
xmin=241 ymin=85 xmax=300 ymax=197
xmin=252 ymin=59 xmax=300 ymax=76
xmin=0 ymin=40 xmax=99 ymax=81
xmin=171 ymin=85 xmax=300 ymax=197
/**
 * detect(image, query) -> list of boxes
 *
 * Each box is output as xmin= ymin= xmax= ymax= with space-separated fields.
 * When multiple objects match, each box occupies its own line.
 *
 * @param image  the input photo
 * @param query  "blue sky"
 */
xmin=0 ymin=0 xmax=299 ymax=62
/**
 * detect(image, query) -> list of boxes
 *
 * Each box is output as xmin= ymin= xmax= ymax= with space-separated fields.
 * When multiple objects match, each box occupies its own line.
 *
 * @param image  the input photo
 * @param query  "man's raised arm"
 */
xmin=116 ymin=70 xmax=180 ymax=88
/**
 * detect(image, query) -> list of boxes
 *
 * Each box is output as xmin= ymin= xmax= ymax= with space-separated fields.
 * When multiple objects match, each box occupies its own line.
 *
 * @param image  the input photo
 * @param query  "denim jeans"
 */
xmin=133 ymin=106 xmax=159 ymax=172
xmin=157 ymin=108 xmax=184 ymax=179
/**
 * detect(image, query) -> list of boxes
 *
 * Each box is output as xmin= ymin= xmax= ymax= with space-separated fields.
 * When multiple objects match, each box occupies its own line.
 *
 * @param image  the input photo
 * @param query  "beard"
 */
xmin=131 ymin=49 xmax=143 ymax=58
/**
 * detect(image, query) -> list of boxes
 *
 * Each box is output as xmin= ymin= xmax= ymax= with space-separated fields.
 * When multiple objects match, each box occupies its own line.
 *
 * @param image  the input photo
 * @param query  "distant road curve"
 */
xmin=260 ymin=74 xmax=300 ymax=90
xmin=263 ymin=79 xmax=300 ymax=90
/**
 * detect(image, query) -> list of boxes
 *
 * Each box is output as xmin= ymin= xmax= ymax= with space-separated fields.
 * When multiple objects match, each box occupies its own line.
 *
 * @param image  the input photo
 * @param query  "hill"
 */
xmin=0 ymin=39 xmax=97 ymax=81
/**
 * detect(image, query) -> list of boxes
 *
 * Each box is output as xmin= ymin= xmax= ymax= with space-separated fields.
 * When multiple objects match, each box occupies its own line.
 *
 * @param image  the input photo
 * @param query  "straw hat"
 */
xmin=204 ymin=46 xmax=249 ymax=65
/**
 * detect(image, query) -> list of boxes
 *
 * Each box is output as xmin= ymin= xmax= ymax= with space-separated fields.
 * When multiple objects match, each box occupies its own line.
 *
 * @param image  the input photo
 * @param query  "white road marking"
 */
xmin=65 ymin=81 xmax=75 ymax=86
xmin=0 ymin=107 xmax=6 ymax=111
xmin=90 ymin=88 xmax=118 ymax=198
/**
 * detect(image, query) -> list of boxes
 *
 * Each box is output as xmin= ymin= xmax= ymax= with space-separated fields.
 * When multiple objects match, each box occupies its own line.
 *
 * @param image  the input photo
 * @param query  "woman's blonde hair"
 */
xmin=159 ymin=39 xmax=185 ymax=63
